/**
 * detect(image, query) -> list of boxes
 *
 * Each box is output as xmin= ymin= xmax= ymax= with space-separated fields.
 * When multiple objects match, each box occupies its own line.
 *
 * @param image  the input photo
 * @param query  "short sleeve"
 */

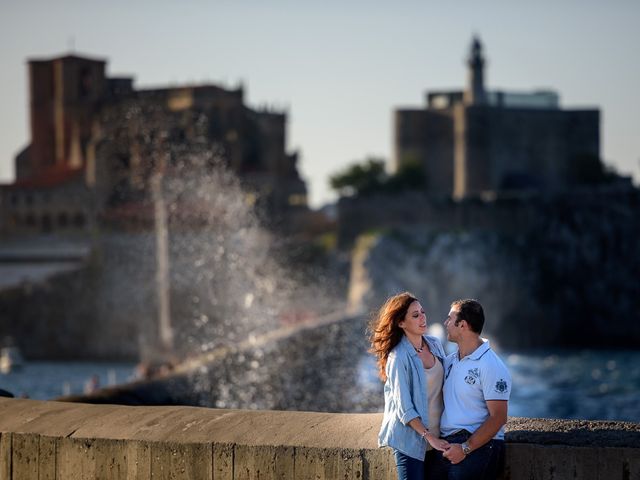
xmin=481 ymin=356 xmax=511 ymax=401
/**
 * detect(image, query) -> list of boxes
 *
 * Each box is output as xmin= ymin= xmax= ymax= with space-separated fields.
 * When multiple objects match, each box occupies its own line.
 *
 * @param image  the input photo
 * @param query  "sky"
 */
xmin=1 ymin=0 xmax=639 ymax=208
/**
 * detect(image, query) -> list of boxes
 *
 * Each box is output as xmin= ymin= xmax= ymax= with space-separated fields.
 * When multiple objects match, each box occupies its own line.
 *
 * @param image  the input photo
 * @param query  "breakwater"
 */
xmin=1 ymin=398 xmax=639 ymax=479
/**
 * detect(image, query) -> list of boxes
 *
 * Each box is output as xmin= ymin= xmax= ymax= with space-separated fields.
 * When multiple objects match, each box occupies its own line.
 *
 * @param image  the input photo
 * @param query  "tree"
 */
xmin=329 ymin=157 xmax=387 ymax=197
xmin=386 ymin=156 xmax=427 ymax=192
xmin=329 ymin=156 xmax=427 ymax=198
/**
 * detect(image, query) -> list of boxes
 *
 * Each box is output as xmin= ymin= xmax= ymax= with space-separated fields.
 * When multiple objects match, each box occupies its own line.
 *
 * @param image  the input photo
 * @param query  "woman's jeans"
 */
xmin=425 ymin=430 xmax=504 ymax=480
xmin=394 ymin=449 xmax=424 ymax=480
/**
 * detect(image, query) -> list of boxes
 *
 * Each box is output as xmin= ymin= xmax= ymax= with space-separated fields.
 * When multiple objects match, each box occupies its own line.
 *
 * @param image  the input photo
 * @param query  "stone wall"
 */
xmin=1 ymin=398 xmax=639 ymax=479
xmin=337 ymin=187 xmax=639 ymax=247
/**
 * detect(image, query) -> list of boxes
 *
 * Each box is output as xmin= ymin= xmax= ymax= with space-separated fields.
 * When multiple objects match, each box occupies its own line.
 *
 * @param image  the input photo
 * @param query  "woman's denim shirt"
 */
xmin=378 ymin=334 xmax=446 ymax=460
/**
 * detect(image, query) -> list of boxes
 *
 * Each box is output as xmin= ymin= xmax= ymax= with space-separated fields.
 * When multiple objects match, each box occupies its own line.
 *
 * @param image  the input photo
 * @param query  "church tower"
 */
xmin=464 ymin=36 xmax=486 ymax=105
xmin=24 ymin=54 xmax=106 ymax=179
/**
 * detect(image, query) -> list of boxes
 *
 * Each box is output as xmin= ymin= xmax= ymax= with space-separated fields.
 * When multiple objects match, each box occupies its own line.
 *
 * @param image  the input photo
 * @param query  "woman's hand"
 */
xmin=424 ymin=433 xmax=450 ymax=452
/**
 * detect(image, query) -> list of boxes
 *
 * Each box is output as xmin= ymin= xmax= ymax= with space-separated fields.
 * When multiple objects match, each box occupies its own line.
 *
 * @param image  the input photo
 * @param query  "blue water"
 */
xmin=357 ymin=349 xmax=640 ymax=423
xmin=0 ymin=362 xmax=137 ymax=400
xmin=2 ymin=351 xmax=639 ymax=423
xmin=505 ymin=349 xmax=640 ymax=422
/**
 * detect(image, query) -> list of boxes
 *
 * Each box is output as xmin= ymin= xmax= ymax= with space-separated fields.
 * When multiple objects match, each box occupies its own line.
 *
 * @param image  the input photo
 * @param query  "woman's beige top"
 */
xmin=424 ymin=357 xmax=444 ymax=450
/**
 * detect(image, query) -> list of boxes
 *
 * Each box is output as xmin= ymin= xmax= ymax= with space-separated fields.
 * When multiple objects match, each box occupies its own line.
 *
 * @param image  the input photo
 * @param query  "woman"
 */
xmin=370 ymin=292 xmax=448 ymax=480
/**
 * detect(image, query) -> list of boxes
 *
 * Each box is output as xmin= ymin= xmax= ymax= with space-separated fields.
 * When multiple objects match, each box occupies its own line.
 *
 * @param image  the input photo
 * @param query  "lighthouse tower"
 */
xmin=464 ymin=36 xmax=487 ymax=105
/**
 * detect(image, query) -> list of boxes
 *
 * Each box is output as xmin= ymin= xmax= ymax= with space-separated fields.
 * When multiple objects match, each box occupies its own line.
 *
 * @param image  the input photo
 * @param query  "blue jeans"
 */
xmin=393 ymin=450 xmax=424 ymax=480
xmin=424 ymin=431 xmax=504 ymax=480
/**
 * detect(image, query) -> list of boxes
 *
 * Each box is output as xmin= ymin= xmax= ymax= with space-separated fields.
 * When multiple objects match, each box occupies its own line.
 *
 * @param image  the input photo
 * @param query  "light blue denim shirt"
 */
xmin=378 ymin=334 xmax=446 ymax=460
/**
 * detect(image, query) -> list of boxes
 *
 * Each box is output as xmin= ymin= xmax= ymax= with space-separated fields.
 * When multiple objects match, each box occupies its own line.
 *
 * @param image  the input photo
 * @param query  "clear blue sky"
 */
xmin=1 ymin=0 xmax=639 ymax=207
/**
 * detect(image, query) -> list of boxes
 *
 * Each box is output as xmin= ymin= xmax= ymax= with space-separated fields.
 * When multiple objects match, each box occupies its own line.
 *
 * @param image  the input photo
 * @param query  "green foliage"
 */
xmin=329 ymin=158 xmax=387 ymax=197
xmin=329 ymin=156 xmax=426 ymax=197
xmin=386 ymin=156 xmax=427 ymax=192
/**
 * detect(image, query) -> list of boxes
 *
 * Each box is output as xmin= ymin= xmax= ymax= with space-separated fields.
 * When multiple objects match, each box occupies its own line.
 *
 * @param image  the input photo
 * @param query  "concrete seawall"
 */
xmin=1 ymin=398 xmax=639 ymax=479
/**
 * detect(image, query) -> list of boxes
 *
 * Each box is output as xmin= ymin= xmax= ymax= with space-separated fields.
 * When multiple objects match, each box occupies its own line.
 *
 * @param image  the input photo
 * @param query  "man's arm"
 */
xmin=443 ymin=400 xmax=507 ymax=464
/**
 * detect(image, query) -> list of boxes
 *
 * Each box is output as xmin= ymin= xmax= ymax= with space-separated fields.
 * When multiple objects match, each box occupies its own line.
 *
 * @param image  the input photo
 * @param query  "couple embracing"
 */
xmin=370 ymin=292 xmax=511 ymax=480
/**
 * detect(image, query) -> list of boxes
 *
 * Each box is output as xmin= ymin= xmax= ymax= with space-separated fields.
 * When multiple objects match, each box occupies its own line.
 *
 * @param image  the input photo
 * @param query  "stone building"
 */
xmin=394 ymin=36 xmax=601 ymax=199
xmin=1 ymin=53 xmax=307 ymax=234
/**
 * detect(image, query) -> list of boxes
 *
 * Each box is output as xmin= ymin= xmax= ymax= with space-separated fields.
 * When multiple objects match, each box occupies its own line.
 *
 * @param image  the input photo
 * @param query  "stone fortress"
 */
xmin=338 ymin=36 xmax=635 ymax=245
xmin=395 ymin=36 xmax=602 ymax=199
xmin=0 ymin=53 xmax=308 ymax=235
xmin=340 ymin=38 xmax=640 ymax=352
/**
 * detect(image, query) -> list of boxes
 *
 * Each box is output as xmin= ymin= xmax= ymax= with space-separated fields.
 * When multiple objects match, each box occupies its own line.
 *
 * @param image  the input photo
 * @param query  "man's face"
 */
xmin=444 ymin=307 xmax=462 ymax=342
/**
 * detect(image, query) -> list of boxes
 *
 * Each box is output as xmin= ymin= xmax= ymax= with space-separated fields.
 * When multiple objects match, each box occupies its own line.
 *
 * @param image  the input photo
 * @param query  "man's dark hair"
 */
xmin=451 ymin=299 xmax=484 ymax=334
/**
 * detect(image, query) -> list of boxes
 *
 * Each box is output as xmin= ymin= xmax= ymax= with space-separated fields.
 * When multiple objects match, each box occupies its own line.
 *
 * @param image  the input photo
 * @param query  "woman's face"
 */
xmin=399 ymin=300 xmax=427 ymax=336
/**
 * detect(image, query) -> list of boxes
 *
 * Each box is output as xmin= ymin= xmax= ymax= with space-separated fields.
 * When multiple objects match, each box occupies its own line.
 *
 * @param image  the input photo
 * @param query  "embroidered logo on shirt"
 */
xmin=464 ymin=368 xmax=480 ymax=385
xmin=494 ymin=379 xmax=509 ymax=393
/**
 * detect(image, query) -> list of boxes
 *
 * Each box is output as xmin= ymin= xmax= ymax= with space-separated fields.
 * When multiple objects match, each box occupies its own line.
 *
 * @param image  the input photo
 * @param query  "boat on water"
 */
xmin=0 ymin=346 xmax=25 ymax=374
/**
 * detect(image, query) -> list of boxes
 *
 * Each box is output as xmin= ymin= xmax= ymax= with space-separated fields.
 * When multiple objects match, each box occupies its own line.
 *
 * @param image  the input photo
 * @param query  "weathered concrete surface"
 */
xmin=1 ymin=398 xmax=639 ymax=479
xmin=506 ymin=416 xmax=640 ymax=448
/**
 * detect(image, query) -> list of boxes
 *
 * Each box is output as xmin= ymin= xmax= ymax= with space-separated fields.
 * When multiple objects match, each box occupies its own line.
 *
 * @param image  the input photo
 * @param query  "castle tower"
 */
xmin=464 ymin=36 xmax=486 ymax=106
xmin=24 ymin=54 xmax=106 ymax=178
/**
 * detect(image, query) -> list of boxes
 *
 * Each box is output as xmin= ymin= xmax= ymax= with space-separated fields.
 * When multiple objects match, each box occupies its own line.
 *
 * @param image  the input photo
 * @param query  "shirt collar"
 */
xmin=401 ymin=334 xmax=419 ymax=356
xmin=401 ymin=334 xmax=436 ymax=357
xmin=459 ymin=338 xmax=491 ymax=360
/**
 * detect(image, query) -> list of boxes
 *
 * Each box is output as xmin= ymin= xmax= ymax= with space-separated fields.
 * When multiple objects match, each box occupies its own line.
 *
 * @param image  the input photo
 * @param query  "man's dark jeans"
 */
xmin=425 ymin=430 xmax=504 ymax=480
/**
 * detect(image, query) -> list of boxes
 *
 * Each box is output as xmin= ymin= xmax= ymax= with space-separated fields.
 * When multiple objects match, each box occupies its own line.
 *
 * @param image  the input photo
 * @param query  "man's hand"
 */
xmin=443 ymin=443 xmax=466 ymax=464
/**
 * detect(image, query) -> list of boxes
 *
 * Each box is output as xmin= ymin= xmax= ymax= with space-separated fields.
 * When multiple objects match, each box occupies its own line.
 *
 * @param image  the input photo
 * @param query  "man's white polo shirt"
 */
xmin=440 ymin=339 xmax=511 ymax=440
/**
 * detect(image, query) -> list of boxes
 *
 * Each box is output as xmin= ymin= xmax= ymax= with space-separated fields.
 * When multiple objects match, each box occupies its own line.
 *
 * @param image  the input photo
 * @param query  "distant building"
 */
xmin=1 ymin=53 xmax=307 ymax=234
xmin=394 ymin=36 xmax=601 ymax=199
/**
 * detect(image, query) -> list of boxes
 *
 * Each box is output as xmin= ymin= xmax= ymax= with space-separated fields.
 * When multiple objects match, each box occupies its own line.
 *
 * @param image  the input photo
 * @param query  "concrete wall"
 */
xmin=1 ymin=398 xmax=639 ymax=479
xmin=336 ymin=187 xmax=639 ymax=247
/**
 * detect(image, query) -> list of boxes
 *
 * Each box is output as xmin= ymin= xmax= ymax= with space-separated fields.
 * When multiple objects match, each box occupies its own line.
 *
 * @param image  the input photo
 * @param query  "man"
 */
xmin=428 ymin=299 xmax=511 ymax=480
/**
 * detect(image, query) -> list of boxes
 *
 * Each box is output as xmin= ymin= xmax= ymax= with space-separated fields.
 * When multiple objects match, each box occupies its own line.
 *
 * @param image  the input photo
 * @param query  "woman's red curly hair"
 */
xmin=368 ymin=292 xmax=418 ymax=381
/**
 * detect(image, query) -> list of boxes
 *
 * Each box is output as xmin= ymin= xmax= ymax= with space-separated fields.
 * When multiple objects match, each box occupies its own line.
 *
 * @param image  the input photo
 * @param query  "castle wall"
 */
xmin=455 ymin=106 xmax=600 ymax=197
xmin=337 ymin=191 xmax=538 ymax=247
xmin=337 ymin=187 xmax=637 ymax=247
xmin=394 ymin=109 xmax=454 ymax=196
xmin=0 ymin=177 xmax=92 ymax=235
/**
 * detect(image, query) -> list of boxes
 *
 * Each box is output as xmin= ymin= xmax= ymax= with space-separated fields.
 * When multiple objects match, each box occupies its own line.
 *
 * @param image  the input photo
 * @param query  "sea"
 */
xmin=1 ymin=350 xmax=639 ymax=423
xmin=357 ymin=348 xmax=640 ymax=423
